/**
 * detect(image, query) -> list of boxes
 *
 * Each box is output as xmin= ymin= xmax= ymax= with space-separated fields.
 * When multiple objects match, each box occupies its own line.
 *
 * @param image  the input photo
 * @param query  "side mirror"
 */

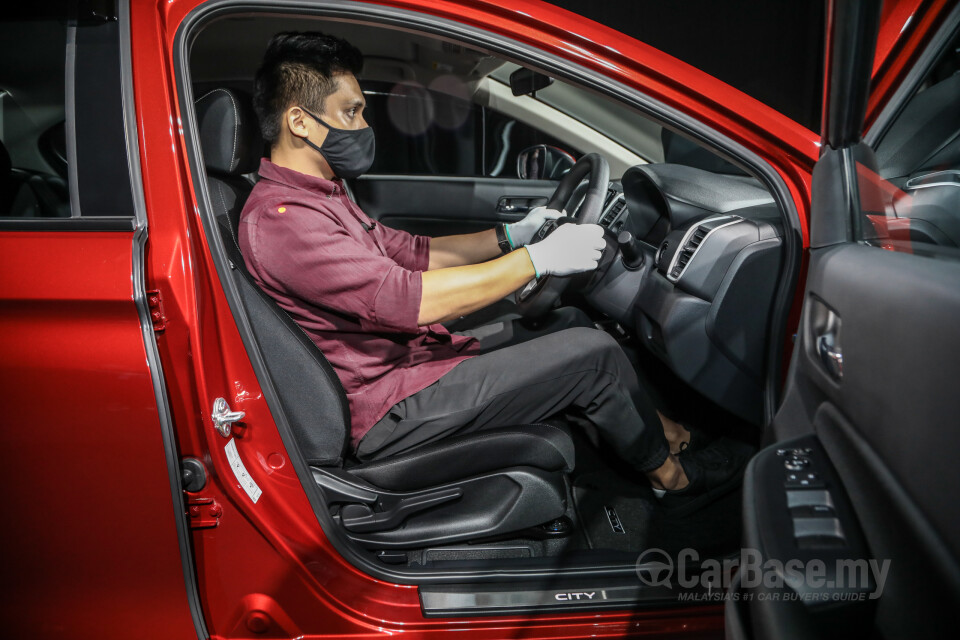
xmin=509 ymin=67 xmax=554 ymax=97
xmin=517 ymin=144 xmax=575 ymax=180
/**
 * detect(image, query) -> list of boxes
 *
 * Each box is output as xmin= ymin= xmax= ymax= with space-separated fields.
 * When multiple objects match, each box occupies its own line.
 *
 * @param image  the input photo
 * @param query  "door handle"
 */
xmin=817 ymin=333 xmax=843 ymax=381
xmin=497 ymin=196 xmax=547 ymax=215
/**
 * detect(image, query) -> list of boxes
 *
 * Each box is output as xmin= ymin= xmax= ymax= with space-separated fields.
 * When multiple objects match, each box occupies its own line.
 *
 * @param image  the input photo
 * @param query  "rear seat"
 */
xmin=0 ymin=138 xmax=70 ymax=218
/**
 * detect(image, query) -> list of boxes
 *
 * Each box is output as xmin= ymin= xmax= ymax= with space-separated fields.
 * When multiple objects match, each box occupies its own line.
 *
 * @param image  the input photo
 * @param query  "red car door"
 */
xmin=0 ymin=5 xmax=201 ymax=639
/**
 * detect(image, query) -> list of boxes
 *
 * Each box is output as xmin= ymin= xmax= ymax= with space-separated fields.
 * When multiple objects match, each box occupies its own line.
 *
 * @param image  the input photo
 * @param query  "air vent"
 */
xmin=599 ymin=194 xmax=627 ymax=228
xmin=669 ymin=226 xmax=705 ymax=280
xmin=602 ymin=188 xmax=618 ymax=210
xmin=666 ymin=216 xmax=740 ymax=283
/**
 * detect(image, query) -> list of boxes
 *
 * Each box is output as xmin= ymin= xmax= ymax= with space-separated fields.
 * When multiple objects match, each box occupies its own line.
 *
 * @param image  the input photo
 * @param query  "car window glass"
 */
xmin=0 ymin=19 xmax=71 ymax=218
xmin=363 ymin=80 xmax=580 ymax=178
xmin=856 ymin=30 xmax=960 ymax=260
xmin=0 ymin=10 xmax=134 ymax=222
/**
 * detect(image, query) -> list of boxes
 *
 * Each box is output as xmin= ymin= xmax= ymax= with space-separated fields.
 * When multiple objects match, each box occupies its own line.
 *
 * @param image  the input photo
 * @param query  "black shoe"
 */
xmin=676 ymin=425 xmax=715 ymax=454
xmin=658 ymin=437 xmax=755 ymax=516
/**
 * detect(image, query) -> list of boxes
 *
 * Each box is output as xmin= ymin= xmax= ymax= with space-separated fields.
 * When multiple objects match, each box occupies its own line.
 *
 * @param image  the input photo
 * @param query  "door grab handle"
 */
xmin=817 ymin=334 xmax=843 ymax=380
xmin=497 ymin=196 xmax=547 ymax=215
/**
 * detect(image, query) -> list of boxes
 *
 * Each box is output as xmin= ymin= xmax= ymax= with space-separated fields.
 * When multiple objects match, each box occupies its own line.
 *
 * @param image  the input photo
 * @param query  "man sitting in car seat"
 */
xmin=239 ymin=31 xmax=751 ymax=511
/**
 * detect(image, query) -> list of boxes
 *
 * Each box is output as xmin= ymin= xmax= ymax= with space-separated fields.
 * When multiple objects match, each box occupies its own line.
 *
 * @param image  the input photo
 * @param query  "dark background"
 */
xmin=546 ymin=0 xmax=826 ymax=131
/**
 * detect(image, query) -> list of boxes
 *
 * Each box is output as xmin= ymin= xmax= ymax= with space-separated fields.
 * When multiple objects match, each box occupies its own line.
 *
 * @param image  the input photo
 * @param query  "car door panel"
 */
xmin=353 ymin=175 xmax=556 ymax=236
xmin=733 ymin=1 xmax=960 ymax=637
xmin=0 ymin=231 xmax=201 ymax=639
xmin=791 ymin=242 xmax=960 ymax=625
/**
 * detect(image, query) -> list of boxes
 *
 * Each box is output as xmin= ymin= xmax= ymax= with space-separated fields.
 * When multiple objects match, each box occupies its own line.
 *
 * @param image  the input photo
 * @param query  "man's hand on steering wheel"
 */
xmin=515 ymin=153 xmax=611 ymax=317
xmin=525 ymin=223 xmax=605 ymax=277
xmin=506 ymin=205 xmax=564 ymax=248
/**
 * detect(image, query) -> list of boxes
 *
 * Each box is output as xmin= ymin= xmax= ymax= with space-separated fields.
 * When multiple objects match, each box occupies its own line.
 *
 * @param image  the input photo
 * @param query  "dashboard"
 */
xmin=586 ymin=163 xmax=783 ymax=425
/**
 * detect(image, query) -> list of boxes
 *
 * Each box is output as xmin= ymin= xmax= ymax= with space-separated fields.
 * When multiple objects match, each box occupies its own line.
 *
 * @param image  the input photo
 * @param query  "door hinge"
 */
xmin=147 ymin=289 xmax=167 ymax=333
xmin=186 ymin=495 xmax=222 ymax=529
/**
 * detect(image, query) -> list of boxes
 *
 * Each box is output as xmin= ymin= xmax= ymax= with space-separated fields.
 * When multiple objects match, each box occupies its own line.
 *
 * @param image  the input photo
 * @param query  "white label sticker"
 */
xmin=225 ymin=438 xmax=262 ymax=504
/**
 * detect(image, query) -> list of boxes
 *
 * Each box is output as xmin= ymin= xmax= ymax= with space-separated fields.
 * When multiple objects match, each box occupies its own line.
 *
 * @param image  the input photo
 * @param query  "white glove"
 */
xmin=524 ymin=223 xmax=605 ymax=277
xmin=506 ymin=205 xmax=563 ymax=247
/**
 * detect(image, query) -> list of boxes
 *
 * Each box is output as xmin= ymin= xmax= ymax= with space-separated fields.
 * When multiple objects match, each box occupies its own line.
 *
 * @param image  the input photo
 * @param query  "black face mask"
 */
xmin=300 ymin=106 xmax=375 ymax=179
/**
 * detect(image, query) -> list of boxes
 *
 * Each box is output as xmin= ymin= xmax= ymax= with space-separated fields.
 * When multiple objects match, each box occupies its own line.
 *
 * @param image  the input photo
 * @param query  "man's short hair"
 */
xmin=253 ymin=31 xmax=364 ymax=145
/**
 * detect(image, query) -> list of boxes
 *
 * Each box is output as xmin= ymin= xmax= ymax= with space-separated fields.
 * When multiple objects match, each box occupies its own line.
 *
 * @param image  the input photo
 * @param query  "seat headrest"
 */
xmin=195 ymin=88 xmax=263 ymax=175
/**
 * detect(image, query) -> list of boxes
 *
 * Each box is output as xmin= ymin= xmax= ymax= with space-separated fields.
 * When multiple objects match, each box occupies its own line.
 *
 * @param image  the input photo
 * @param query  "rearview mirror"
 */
xmin=509 ymin=68 xmax=554 ymax=97
xmin=517 ymin=144 xmax=575 ymax=180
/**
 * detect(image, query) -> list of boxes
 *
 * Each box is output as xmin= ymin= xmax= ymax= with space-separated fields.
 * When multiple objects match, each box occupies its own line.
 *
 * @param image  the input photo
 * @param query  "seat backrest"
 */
xmin=196 ymin=87 xmax=350 ymax=466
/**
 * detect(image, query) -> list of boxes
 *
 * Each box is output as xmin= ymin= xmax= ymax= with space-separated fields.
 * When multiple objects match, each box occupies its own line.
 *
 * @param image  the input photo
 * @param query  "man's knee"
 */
xmin=550 ymin=306 xmax=594 ymax=330
xmin=556 ymin=326 xmax=625 ymax=363
xmin=562 ymin=327 xmax=642 ymax=396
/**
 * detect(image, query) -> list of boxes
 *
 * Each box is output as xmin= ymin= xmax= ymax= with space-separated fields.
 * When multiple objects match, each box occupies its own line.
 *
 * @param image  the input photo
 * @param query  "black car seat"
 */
xmin=194 ymin=88 xmax=574 ymax=550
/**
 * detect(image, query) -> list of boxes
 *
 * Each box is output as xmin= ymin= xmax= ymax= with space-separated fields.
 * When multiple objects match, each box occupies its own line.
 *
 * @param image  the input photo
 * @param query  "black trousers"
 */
xmin=356 ymin=306 xmax=670 ymax=473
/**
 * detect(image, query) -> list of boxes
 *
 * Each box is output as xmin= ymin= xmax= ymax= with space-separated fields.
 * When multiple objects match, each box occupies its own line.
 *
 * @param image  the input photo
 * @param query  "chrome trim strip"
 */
xmin=419 ymin=583 xmax=699 ymax=617
xmin=119 ymin=0 xmax=209 ymax=637
xmin=904 ymin=170 xmax=960 ymax=191
xmin=665 ymin=216 xmax=742 ymax=283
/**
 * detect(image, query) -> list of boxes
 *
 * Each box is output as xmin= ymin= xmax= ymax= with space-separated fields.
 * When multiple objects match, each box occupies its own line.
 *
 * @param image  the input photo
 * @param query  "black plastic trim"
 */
xmin=120 ymin=0 xmax=209 ymax=636
xmin=173 ymin=0 xmax=801 ymax=584
xmin=820 ymin=0 xmax=882 ymax=150
xmin=0 ymin=217 xmax=135 ymax=231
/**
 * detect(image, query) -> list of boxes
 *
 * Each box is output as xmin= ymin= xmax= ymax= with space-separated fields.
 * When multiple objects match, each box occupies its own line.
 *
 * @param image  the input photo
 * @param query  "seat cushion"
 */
xmin=347 ymin=423 xmax=574 ymax=491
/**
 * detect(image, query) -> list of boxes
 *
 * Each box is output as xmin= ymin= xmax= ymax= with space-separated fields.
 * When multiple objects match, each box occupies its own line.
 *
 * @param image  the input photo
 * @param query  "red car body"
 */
xmin=0 ymin=1 xmax=952 ymax=638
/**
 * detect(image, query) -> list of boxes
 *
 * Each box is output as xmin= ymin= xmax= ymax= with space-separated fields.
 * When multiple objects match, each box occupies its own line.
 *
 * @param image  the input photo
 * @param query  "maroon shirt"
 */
xmin=239 ymin=160 xmax=478 ymax=448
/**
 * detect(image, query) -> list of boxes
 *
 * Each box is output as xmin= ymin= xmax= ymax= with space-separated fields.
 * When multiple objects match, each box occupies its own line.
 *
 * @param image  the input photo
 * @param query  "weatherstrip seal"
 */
xmin=119 ymin=1 xmax=209 ymax=637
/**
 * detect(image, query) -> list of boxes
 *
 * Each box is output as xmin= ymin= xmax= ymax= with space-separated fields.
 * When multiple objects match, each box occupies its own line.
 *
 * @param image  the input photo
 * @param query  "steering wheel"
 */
xmin=515 ymin=153 xmax=610 ymax=317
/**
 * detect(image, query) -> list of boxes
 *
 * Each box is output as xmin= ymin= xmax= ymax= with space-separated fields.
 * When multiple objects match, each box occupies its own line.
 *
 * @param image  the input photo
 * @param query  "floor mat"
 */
xmin=573 ymin=468 xmax=745 ymax=559
xmin=572 ymin=470 xmax=656 ymax=553
xmin=648 ymin=483 xmax=744 ymax=558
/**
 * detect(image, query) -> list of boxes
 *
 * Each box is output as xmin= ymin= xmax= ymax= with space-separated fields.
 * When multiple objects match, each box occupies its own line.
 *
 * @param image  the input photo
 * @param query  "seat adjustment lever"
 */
xmin=341 ymin=487 xmax=463 ymax=533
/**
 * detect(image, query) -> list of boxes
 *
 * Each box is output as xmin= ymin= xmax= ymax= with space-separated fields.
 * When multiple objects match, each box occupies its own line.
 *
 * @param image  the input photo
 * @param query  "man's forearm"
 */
xmin=418 ymin=249 xmax=535 ymax=325
xmin=427 ymin=228 xmax=501 ymax=270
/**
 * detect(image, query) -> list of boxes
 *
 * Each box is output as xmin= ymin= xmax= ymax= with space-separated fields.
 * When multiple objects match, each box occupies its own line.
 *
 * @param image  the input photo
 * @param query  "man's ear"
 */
xmin=286 ymin=106 xmax=310 ymax=140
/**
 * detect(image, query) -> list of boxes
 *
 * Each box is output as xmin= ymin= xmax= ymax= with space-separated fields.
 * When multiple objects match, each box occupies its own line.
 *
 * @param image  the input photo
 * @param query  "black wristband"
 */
xmin=495 ymin=223 xmax=513 ymax=255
